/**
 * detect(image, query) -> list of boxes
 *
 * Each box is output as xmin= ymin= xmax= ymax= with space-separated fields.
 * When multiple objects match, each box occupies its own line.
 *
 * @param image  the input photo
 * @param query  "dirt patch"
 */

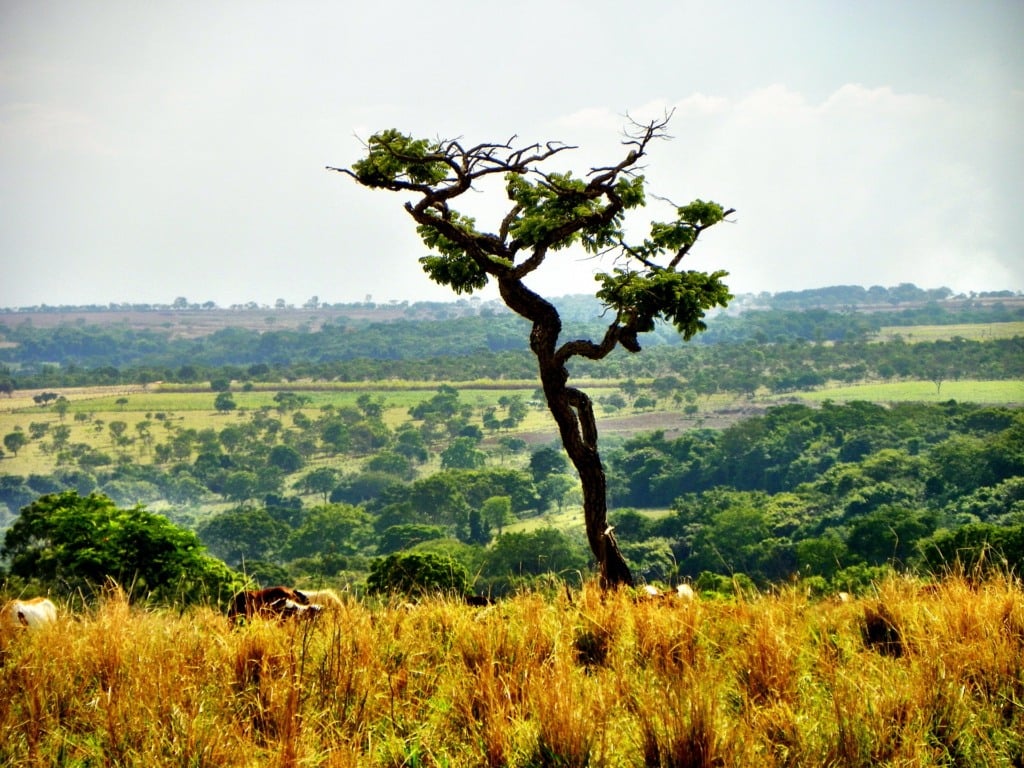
xmin=0 ymin=384 xmax=151 ymax=413
xmin=510 ymin=405 xmax=768 ymax=446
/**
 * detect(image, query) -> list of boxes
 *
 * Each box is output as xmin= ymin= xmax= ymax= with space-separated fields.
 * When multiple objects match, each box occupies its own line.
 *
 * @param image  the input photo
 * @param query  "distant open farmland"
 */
xmin=872 ymin=321 xmax=1024 ymax=342
xmin=0 ymin=305 xmax=422 ymax=339
xmin=796 ymin=379 xmax=1024 ymax=404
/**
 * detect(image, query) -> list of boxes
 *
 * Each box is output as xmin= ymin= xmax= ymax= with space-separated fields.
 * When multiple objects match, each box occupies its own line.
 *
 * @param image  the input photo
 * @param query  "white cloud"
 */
xmin=602 ymin=82 xmax=1019 ymax=296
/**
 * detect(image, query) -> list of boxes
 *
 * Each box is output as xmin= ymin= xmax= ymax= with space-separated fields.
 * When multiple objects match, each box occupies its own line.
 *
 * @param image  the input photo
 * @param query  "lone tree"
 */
xmin=330 ymin=115 xmax=733 ymax=587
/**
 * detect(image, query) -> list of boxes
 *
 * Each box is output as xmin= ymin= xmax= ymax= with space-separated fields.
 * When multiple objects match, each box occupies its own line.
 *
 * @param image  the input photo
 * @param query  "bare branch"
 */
xmin=498 ymin=203 xmax=524 ymax=242
xmin=623 ymin=109 xmax=675 ymax=146
xmin=648 ymin=192 xmax=679 ymax=207
xmin=665 ymin=207 xmax=737 ymax=270
xmin=609 ymin=239 xmax=660 ymax=271
xmin=555 ymin=320 xmax=623 ymax=365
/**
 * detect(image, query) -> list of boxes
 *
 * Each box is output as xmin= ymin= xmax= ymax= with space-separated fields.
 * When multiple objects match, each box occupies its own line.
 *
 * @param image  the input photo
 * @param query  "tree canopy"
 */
xmin=333 ymin=115 xmax=733 ymax=586
xmin=2 ymin=491 xmax=243 ymax=605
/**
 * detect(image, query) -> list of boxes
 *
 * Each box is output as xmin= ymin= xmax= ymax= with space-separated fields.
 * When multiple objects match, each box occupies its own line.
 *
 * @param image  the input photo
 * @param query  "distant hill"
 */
xmin=1 ymin=284 xmax=1021 ymax=379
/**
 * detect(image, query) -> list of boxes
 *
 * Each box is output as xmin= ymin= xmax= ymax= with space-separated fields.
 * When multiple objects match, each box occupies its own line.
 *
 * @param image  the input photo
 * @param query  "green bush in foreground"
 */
xmin=2 ymin=490 xmax=244 ymax=606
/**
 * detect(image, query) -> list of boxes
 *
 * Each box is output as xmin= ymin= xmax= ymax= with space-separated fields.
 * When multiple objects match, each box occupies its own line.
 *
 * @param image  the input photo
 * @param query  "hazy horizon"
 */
xmin=2 ymin=2 xmax=1021 ymax=308
xmin=2 ymin=281 xmax=1019 ymax=313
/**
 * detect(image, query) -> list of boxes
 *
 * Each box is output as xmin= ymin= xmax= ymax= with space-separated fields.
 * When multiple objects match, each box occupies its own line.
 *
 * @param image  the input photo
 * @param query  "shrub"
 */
xmin=2 ymin=490 xmax=244 ymax=606
xmin=366 ymin=551 xmax=470 ymax=598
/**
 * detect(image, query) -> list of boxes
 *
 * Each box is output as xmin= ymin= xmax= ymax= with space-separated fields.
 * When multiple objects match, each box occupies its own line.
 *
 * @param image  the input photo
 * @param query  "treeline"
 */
xmin=4 ymin=335 xmax=1020 ymax=400
xmin=698 ymin=301 xmax=1022 ymax=344
xmin=3 ymin=311 xmax=1022 ymax=400
xmin=768 ymin=283 xmax=954 ymax=308
xmin=2 ymin=289 xmax=1022 ymax=382
xmin=764 ymin=283 xmax=1019 ymax=310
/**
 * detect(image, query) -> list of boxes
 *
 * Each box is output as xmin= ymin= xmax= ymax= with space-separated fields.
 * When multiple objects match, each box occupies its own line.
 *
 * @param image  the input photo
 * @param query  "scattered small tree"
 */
xmin=33 ymin=391 xmax=59 ymax=407
xmin=108 ymin=420 xmax=129 ymax=446
xmin=267 ymin=444 xmax=304 ymax=473
xmin=3 ymin=430 xmax=28 ymax=457
xmin=334 ymin=116 xmax=733 ymax=586
xmin=214 ymin=392 xmax=237 ymax=412
xmin=440 ymin=436 xmax=487 ymax=470
xmin=54 ymin=397 xmax=71 ymax=420
xmin=481 ymin=495 xmax=514 ymax=535
xmin=301 ymin=466 xmax=341 ymax=503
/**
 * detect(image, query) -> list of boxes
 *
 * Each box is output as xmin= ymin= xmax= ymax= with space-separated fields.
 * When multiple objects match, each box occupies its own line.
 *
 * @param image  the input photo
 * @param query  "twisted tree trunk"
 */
xmin=500 ymin=277 xmax=634 ymax=588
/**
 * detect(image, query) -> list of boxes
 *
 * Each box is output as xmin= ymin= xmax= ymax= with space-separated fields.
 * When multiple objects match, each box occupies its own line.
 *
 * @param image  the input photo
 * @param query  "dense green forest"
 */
xmin=1 ymin=285 xmax=1022 ymax=599
xmin=608 ymin=401 xmax=1024 ymax=588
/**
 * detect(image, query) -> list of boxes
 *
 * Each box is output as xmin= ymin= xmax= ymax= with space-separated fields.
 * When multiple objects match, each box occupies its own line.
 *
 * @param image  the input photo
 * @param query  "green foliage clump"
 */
xmin=366 ymin=551 xmax=470 ymax=598
xmin=351 ymin=129 xmax=449 ymax=187
xmin=2 ymin=490 xmax=243 ymax=605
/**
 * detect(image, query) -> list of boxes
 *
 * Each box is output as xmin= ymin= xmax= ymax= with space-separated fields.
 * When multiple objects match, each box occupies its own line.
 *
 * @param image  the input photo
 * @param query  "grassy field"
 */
xmin=795 ymin=379 xmax=1024 ymax=405
xmin=2 ymin=576 xmax=1021 ymax=766
xmin=872 ymin=321 xmax=1024 ymax=342
xmin=0 ymin=383 xmax=616 ymax=478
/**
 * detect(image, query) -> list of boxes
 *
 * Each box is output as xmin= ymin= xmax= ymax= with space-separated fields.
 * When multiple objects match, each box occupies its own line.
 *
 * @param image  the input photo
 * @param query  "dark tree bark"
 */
xmin=497 ymin=275 xmax=633 ymax=586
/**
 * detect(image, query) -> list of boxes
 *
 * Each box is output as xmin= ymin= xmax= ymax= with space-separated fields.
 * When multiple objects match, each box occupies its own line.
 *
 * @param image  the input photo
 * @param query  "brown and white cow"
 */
xmin=227 ymin=586 xmax=322 ymax=623
xmin=1 ymin=597 xmax=58 ymax=631
xmin=637 ymin=583 xmax=697 ymax=602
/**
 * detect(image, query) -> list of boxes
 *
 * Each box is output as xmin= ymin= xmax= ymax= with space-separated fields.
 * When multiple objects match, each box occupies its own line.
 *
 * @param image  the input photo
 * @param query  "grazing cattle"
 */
xmin=276 ymin=599 xmax=322 ymax=621
xmin=1 ymin=597 xmax=58 ymax=631
xmin=228 ymin=586 xmax=316 ymax=623
xmin=638 ymin=584 xmax=697 ymax=603
xmin=296 ymin=589 xmax=344 ymax=611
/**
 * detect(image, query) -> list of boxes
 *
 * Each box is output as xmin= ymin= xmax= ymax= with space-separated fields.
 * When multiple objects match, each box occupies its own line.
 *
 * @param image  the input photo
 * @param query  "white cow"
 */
xmin=675 ymin=583 xmax=696 ymax=601
xmin=1 ymin=597 xmax=58 ymax=630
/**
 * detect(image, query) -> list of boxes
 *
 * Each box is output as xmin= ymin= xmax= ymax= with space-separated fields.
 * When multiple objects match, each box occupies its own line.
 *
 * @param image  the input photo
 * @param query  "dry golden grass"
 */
xmin=1 ymin=576 xmax=1022 ymax=767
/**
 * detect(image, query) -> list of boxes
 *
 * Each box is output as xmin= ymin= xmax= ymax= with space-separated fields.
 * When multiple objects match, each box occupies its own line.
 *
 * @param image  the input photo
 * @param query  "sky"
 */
xmin=1 ymin=0 xmax=1021 ymax=309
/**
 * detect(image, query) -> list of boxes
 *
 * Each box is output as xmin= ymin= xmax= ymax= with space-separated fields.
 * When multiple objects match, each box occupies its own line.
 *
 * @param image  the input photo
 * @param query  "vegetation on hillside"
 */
xmin=2 ymin=395 xmax=1021 ymax=599
xmin=1 ymin=285 xmax=1021 ymax=598
xmin=2 ymin=288 xmax=1021 ymax=390
xmin=606 ymin=400 xmax=1024 ymax=590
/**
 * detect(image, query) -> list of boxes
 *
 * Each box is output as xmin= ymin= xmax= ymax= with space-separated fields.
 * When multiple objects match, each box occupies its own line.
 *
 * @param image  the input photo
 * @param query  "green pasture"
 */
xmin=52 ymin=386 xmax=555 ymax=415
xmin=0 ymin=383 xmax=577 ymax=477
xmin=505 ymin=505 xmax=586 ymax=537
xmin=872 ymin=321 xmax=1024 ymax=343
xmin=504 ymin=505 xmax=673 ymax=538
xmin=794 ymin=379 xmax=1024 ymax=405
